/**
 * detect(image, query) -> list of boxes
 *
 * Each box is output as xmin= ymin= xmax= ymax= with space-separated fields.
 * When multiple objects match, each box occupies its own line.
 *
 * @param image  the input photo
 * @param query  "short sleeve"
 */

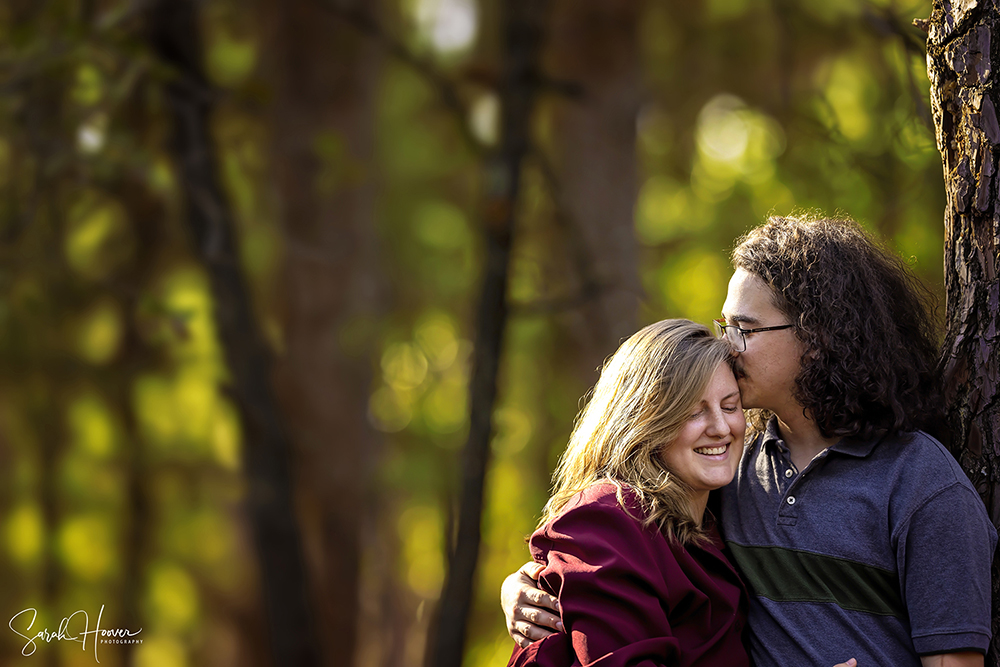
xmin=895 ymin=482 xmax=998 ymax=655
xmin=527 ymin=496 xmax=681 ymax=667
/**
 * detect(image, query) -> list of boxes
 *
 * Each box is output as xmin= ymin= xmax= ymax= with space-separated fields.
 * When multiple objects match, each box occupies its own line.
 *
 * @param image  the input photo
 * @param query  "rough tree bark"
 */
xmin=925 ymin=1 xmax=1000 ymax=661
xmin=144 ymin=1 xmax=320 ymax=665
xmin=425 ymin=2 xmax=551 ymax=666
xmin=258 ymin=0 xmax=382 ymax=665
xmin=545 ymin=0 xmax=643 ymax=366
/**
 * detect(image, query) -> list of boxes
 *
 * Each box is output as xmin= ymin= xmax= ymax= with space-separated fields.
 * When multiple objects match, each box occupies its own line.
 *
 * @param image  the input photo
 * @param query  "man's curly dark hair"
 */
xmin=732 ymin=214 xmax=942 ymax=441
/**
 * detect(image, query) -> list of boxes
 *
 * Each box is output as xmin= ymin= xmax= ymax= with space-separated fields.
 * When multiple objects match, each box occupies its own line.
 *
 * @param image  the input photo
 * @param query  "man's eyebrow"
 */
xmin=722 ymin=313 xmax=759 ymax=326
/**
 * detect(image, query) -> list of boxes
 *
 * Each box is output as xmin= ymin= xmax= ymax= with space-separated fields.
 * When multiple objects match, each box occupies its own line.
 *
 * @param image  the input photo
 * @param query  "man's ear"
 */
xmin=799 ymin=327 xmax=827 ymax=362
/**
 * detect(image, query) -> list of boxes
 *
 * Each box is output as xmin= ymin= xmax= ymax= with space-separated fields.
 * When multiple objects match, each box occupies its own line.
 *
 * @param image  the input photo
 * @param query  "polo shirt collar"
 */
xmin=761 ymin=417 xmax=786 ymax=452
xmin=761 ymin=416 xmax=881 ymax=458
xmin=828 ymin=434 xmax=881 ymax=458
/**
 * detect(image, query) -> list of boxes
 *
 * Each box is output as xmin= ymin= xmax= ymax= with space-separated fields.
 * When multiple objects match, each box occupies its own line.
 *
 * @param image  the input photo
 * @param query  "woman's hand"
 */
xmin=832 ymin=660 xmax=857 ymax=667
xmin=501 ymin=561 xmax=563 ymax=648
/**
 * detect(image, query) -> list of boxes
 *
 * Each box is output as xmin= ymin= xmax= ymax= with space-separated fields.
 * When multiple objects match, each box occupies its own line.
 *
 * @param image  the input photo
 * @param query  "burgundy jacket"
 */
xmin=508 ymin=484 xmax=749 ymax=667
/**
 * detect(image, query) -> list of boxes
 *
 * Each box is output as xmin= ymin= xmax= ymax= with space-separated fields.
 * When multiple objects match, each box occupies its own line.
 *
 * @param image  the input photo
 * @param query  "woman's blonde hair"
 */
xmin=539 ymin=319 xmax=734 ymax=545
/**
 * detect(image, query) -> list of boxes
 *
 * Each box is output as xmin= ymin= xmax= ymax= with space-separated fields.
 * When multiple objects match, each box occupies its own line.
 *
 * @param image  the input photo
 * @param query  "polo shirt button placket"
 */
xmin=778 ymin=471 xmax=800 ymax=526
xmin=776 ymin=449 xmax=795 ymax=491
xmin=778 ymin=490 xmax=798 ymax=525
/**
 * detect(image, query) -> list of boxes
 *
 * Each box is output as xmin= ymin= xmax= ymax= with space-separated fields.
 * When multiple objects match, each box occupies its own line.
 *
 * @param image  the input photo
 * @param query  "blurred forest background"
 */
xmin=0 ymin=0 xmax=951 ymax=666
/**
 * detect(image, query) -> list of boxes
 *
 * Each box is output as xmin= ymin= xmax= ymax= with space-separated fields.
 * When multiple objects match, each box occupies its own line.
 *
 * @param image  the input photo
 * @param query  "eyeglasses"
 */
xmin=713 ymin=318 xmax=795 ymax=352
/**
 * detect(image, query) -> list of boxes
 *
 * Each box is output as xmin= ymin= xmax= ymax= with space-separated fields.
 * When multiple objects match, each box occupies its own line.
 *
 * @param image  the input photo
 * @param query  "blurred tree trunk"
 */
xmin=5 ymin=5 xmax=159 ymax=666
xmin=14 ymin=5 xmax=68 ymax=666
xmin=144 ymin=1 xmax=320 ymax=665
xmin=925 ymin=2 xmax=1000 ymax=662
xmin=257 ymin=0 xmax=384 ymax=665
xmin=112 ymin=177 xmax=160 ymax=667
xmin=426 ymin=2 xmax=550 ymax=666
xmin=35 ymin=399 xmax=61 ymax=667
xmin=546 ymin=0 xmax=643 ymax=369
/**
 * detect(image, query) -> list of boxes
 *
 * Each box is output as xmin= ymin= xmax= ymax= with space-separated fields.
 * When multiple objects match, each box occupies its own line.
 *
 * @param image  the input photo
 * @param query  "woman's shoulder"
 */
xmin=559 ymin=482 xmax=645 ymax=517
xmin=529 ymin=483 xmax=678 ymax=577
xmin=535 ymin=484 xmax=653 ymax=552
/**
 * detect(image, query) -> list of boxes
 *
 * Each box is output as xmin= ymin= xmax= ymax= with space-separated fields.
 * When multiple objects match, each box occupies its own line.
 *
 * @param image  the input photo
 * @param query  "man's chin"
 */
xmin=735 ymin=377 xmax=760 ymax=407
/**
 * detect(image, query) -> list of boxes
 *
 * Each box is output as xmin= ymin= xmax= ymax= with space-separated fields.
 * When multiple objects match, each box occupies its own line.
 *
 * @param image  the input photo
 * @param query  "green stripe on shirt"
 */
xmin=727 ymin=542 xmax=904 ymax=618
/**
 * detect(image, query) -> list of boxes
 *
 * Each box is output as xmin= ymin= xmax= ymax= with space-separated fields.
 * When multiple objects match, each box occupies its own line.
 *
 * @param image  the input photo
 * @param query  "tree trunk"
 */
xmin=258 ymin=0 xmax=383 ymax=665
xmin=925 ymin=2 xmax=1000 ymax=662
xmin=545 ymin=0 xmax=643 ymax=367
xmin=144 ymin=2 xmax=320 ymax=664
xmin=425 ymin=2 xmax=551 ymax=666
xmin=111 ymin=174 xmax=162 ymax=667
xmin=16 ymin=6 xmax=68 ymax=665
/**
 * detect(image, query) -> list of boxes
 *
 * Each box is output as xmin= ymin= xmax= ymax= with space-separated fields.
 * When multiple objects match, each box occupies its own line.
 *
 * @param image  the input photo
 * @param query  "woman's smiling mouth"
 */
xmin=693 ymin=443 xmax=729 ymax=456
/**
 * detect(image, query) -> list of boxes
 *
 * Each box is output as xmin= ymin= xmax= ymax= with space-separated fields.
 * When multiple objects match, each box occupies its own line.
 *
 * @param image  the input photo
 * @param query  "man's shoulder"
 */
xmin=874 ymin=430 xmax=971 ymax=485
xmin=732 ymin=428 xmax=976 ymax=500
xmin=868 ymin=430 xmax=989 ymax=526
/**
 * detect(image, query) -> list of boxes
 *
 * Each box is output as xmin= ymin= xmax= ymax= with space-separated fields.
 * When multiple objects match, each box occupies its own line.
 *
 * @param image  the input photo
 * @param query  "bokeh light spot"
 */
xmin=68 ymin=393 xmax=117 ymax=458
xmin=5 ymin=505 xmax=42 ymax=566
xmin=77 ymin=300 xmax=122 ymax=365
xmin=660 ymin=251 xmax=729 ymax=325
xmin=382 ymin=343 xmax=429 ymax=390
xmin=135 ymin=636 xmax=188 ymax=667
xmin=58 ymin=515 xmax=115 ymax=581
xmin=398 ymin=505 xmax=445 ymax=598
xmin=413 ymin=0 xmax=478 ymax=53
xmin=370 ymin=386 xmax=413 ymax=433
xmin=147 ymin=563 xmax=199 ymax=632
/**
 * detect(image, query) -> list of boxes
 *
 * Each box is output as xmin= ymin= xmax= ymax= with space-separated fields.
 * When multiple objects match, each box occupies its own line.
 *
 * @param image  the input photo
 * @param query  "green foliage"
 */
xmin=0 ymin=0 xmax=948 ymax=666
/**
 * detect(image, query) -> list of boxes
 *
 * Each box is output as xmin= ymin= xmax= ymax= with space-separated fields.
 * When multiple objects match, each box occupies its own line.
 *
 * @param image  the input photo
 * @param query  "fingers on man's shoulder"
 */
xmin=524 ymin=587 xmax=560 ymax=611
xmin=520 ymin=561 xmax=545 ymax=578
xmin=515 ymin=621 xmax=557 ymax=642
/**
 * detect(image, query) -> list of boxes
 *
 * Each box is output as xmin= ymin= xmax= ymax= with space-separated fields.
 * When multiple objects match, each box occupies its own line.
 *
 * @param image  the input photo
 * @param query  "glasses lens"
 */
xmin=713 ymin=319 xmax=725 ymax=339
xmin=714 ymin=320 xmax=745 ymax=352
xmin=729 ymin=327 xmax=746 ymax=352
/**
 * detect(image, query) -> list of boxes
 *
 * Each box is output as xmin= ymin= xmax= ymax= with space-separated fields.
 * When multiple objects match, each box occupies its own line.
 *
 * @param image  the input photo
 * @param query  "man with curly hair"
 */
xmin=501 ymin=215 xmax=996 ymax=667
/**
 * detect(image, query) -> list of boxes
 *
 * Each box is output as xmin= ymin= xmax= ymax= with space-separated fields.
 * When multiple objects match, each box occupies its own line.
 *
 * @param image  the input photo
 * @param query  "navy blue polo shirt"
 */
xmin=721 ymin=417 xmax=997 ymax=667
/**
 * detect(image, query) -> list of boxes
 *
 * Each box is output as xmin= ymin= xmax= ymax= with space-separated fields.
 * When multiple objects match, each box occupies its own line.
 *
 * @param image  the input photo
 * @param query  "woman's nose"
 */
xmin=704 ymin=409 xmax=730 ymax=437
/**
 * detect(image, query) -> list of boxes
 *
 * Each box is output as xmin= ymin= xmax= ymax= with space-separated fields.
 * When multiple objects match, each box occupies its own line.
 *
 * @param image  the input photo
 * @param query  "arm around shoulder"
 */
xmin=501 ymin=561 xmax=562 ymax=648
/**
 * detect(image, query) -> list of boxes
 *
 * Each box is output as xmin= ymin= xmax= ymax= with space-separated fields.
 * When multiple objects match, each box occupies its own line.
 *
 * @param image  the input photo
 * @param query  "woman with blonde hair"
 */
xmin=507 ymin=319 xmax=750 ymax=667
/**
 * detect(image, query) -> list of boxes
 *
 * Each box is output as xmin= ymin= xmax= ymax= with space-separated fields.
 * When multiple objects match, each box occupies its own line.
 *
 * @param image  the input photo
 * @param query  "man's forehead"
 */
xmin=722 ymin=269 xmax=778 ymax=323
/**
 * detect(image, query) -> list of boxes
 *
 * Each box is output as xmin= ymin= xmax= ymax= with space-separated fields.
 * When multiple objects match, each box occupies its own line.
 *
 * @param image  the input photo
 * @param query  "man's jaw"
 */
xmin=735 ymin=374 xmax=763 ymax=411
